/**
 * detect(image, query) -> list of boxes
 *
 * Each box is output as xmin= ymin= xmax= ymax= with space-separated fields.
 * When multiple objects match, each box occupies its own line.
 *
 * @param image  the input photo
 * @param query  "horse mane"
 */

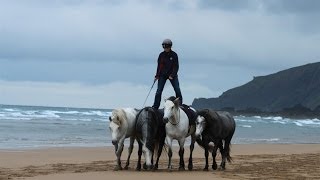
xmin=166 ymin=96 xmax=176 ymax=102
xmin=111 ymin=108 xmax=127 ymax=125
xmin=197 ymin=109 xmax=220 ymax=126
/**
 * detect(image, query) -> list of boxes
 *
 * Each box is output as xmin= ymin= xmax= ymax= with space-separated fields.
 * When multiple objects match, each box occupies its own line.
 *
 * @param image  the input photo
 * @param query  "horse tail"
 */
xmin=224 ymin=134 xmax=234 ymax=163
xmin=153 ymin=142 xmax=159 ymax=159
xmin=225 ymin=142 xmax=232 ymax=163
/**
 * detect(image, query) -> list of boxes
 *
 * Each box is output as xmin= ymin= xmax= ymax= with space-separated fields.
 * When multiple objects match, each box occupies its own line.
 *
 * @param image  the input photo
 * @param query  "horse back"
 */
xmin=199 ymin=109 xmax=235 ymax=139
xmin=214 ymin=111 xmax=236 ymax=137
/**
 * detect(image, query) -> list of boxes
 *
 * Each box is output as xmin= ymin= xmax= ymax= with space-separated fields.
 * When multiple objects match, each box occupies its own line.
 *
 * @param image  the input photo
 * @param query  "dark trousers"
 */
xmin=152 ymin=76 xmax=183 ymax=109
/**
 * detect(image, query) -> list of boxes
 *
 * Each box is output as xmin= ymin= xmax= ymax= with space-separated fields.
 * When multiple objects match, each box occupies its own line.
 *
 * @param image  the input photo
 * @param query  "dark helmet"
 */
xmin=162 ymin=39 xmax=172 ymax=48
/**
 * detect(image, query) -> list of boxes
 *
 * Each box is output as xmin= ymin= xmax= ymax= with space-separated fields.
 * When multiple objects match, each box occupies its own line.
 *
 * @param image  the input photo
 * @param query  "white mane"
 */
xmin=111 ymin=109 xmax=128 ymax=126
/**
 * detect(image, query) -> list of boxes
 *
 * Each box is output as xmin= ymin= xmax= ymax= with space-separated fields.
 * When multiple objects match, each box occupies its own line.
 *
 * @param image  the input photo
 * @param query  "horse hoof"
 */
xmin=124 ymin=166 xmax=129 ymax=170
xmin=114 ymin=166 xmax=122 ymax=171
xmin=218 ymin=166 xmax=225 ymax=171
xmin=179 ymin=167 xmax=185 ymax=171
xmin=145 ymin=165 xmax=153 ymax=171
xmin=188 ymin=164 xmax=193 ymax=171
xmin=143 ymin=163 xmax=148 ymax=170
xmin=136 ymin=164 xmax=141 ymax=171
xmin=212 ymin=164 xmax=217 ymax=170
xmin=203 ymin=167 xmax=209 ymax=171
xmin=152 ymin=166 xmax=158 ymax=171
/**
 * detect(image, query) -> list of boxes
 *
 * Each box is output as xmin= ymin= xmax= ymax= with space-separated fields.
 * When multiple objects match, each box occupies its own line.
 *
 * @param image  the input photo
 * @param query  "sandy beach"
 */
xmin=1 ymin=144 xmax=320 ymax=180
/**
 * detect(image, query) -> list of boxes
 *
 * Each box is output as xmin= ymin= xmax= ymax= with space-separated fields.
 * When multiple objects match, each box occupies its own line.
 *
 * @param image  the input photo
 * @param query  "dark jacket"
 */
xmin=155 ymin=50 xmax=179 ymax=78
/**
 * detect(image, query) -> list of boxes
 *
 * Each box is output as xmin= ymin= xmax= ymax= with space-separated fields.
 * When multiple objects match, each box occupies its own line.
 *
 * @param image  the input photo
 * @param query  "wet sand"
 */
xmin=1 ymin=144 xmax=320 ymax=180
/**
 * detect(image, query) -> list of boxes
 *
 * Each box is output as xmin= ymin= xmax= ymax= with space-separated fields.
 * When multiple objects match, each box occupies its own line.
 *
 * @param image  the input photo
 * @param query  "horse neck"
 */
xmin=120 ymin=118 xmax=131 ymax=137
xmin=170 ymin=107 xmax=180 ymax=124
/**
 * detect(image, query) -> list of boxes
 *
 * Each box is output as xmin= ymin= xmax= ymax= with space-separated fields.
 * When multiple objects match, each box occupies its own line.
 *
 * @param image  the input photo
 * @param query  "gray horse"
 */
xmin=135 ymin=107 xmax=166 ymax=171
xmin=195 ymin=109 xmax=236 ymax=171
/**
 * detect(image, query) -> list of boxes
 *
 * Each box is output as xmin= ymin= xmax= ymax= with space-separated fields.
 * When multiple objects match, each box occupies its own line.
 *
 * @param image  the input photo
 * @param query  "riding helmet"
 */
xmin=162 ymin=39 xmax=172 ymax=48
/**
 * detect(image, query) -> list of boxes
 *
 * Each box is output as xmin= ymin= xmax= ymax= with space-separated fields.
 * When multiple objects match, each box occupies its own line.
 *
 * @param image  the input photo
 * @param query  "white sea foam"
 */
xmin=239 ymin=125 xmax=252 ymax=128
xmin=3 ymin=108 xmax=16 ymax=112
xmin=293 ymin=119 xmax=320 ymax=127
xmin=264 ymin=116 xmax=283 ymax=120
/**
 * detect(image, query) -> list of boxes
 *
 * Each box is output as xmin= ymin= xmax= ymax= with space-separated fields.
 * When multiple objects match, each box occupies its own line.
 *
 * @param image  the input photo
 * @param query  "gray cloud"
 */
xmin=1 ymin=0 xmax=320 ymax=107
xmin=197 ymin=0 xmax=320 ymax=13
xmin=262 ymin=0 xmax=320 ymax=14
xmin=0 ymin=0 xmax=319 ymax=68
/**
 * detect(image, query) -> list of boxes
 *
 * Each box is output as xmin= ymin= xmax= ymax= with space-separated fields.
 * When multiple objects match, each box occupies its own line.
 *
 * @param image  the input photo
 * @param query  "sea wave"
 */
xmin=235 ymin=115 xmax=320 ymax=127
xmin=0 ymin=108 xmax=111 ymax=122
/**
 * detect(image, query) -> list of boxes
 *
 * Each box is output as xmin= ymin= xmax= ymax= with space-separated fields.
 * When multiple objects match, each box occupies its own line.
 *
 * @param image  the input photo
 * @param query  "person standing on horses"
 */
xmin=152 ymin=39 xmax=183 ymax=109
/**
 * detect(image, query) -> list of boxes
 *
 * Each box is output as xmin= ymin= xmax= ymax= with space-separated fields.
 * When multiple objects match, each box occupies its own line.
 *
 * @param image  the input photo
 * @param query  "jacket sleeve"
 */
xmin=155 ymin=54 xmax=161 ymax=78
xmin=171 ymin=53 xmax=179 ymax=77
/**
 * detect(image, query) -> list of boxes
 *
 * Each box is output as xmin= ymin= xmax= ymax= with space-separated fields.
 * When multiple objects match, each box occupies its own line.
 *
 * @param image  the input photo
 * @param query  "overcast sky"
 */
xmin=1 ymin=0 xmax=320 ymax=109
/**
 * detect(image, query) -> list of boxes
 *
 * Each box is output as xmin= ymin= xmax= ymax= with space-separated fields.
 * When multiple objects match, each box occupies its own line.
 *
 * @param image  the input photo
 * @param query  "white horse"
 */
xmin=163 ymin=97 xmax=197 ymax=171
xmin=109 ymin=108 xmax=138 ymax=171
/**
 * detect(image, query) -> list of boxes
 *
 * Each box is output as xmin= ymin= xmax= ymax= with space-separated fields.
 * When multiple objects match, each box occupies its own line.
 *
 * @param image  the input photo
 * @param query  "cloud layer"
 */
xmin=1 ymin=0 xmax=320 ymax=108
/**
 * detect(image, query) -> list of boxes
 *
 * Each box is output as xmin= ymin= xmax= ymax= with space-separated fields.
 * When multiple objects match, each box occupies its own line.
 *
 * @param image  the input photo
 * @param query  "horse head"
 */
xmin=163 ymin=96 xmax=180 ymax=124
xmin=109 ymin=109 xmax=127 ymax=146
xmin=195 ymin=115 xmax=207 ymax=140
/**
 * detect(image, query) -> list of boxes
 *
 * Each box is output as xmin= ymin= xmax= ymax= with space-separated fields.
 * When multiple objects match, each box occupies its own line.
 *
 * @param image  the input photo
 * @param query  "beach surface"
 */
xmin=1 ymin=144 xmax=320 ymax=180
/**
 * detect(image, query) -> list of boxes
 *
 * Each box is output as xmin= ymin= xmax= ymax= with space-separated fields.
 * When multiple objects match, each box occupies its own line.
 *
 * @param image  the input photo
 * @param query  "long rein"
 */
xmin=168 ymin=107 xmax=180 ymax=125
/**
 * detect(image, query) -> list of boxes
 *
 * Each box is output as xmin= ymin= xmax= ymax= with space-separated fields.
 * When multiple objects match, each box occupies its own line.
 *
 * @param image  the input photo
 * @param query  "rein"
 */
xmin=168 ymin=107 xmax=180 ymax=126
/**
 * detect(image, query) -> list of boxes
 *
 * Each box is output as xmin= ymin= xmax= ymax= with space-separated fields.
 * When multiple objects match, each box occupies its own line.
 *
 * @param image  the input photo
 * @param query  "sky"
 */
xmin=1 ymin=0 xmax=320 ymax=109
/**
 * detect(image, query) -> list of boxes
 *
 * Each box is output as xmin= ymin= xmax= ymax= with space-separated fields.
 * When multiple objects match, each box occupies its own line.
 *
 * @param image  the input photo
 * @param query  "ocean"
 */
xmin=0 ymin=104 xmax=319 ymax=150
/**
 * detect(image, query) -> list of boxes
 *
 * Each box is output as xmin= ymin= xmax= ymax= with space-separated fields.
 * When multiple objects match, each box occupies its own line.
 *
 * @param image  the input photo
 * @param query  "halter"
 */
xmin=168 ymin=107 xmax=180 ymax=126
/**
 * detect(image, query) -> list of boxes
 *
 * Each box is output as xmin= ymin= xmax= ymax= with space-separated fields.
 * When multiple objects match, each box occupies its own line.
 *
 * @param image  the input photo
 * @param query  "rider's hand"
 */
xmin=169 ymin=76 xmax=173 ymax=80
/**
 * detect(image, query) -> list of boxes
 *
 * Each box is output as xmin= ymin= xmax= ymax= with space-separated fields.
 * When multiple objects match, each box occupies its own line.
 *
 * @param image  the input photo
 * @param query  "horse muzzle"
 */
xmin=112 ymin=140 xmax=118 ymax=145
xmin=163 ymin=117 xmax=169 ymax=124
xmin=195 ymin=133 xmax=202 ymax=140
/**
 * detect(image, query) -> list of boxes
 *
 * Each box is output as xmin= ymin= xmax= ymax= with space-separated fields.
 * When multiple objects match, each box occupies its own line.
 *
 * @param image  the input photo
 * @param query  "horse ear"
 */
xmin=174 ymin=97 xmax=180 ymax=107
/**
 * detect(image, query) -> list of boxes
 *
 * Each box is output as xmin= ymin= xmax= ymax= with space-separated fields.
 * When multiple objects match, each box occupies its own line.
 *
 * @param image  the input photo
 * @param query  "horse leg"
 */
xmin=188 ymin=134 xmax=196 ymax=171
xmin=166 ymin=136 xmax=173 ymax=171
xmin=124 ymin=137 xmax=134 ymax=170
xmin=203 ymin=146 xmax=209 ymax=171
xmin=178 ymin=138 xmax=186 ymax=171
xmin=154 ymin=140 xmax=164 ymax=171
xmin=136 ymin=141 xmax=143 ymax=171
xmin=220 ymin=137 xmax=232 ymax=170
xmin=114 ymin=140 xmax=124 ymax=171
xmin=218 ymin=140 xmax=226 ymax=170
xmin=211 ymin=142 xmax=219 ymax=170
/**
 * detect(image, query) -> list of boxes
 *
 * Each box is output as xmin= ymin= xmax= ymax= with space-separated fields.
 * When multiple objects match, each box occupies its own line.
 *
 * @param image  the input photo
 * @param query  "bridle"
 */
xmin=168 ymin=107 xmax=180 ymax=126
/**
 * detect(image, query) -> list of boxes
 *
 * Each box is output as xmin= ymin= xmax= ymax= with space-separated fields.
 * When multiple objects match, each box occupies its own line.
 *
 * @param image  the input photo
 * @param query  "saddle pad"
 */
xmin=180 ymin=104 xmax=196 ymax=126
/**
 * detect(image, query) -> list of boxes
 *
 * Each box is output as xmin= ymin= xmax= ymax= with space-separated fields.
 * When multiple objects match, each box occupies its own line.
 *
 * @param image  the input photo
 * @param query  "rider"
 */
xmin=152 ymin=39 xmax=183 ymax=109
